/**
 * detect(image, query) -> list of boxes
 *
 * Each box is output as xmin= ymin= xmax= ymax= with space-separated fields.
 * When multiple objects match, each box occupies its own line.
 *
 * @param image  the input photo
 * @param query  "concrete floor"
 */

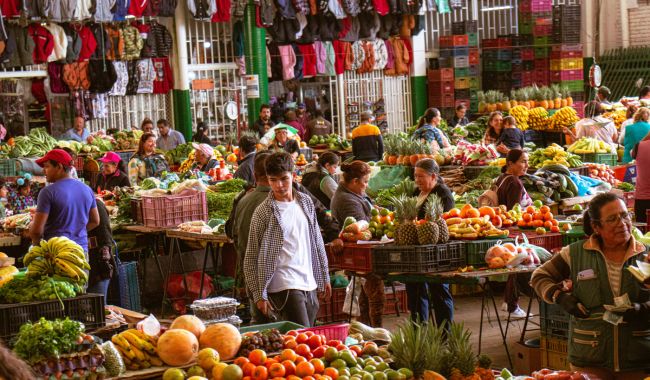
xmin=382 ymin=292 xmax=541 ymax=371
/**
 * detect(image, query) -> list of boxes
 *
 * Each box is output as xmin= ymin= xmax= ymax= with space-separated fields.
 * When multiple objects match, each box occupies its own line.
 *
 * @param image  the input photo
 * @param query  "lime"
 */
xmin=188 ymin=365 xmax=207 ymax=377
xmin=380 ymin=208 xmax=389 ymax=216
xmin=163 ymin=368 xmax=187 ymax=380
xmin=364 ymin=365 xmax=377 ymax=373
xmin=373 ymin=371 xmax=388 ymax=380
xmin=331 ymin=359 xmax=347 ymax=369
xmin=398 ymin=368 xmax=414 ymax=380
xmin=371 ymin=208 xmax=379 ymax=217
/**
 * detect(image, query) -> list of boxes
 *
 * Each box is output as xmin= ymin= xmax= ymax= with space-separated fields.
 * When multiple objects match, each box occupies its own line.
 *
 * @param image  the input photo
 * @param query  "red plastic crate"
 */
xmin=482 ymin=39 xmax=498 ymax=48
xmin=534 ymin=58 xmax=549 ymax=70
xmin=550 ymin=69 xmax=583 ymax=82
xmin=534 ymin=17 xmax=553 ymax=26
xmin=519 ymin=0 xmax=552 ymax=13
xmin=427 ymin=68 xmax=454 ymax=81
xmin=299 ymin=324 xmax=350 ymax=341
xmin=573 ymin=101 xmax=585 ymax=117
xmin=533 ymin=24 xmax=552 ymax=36
xmin=429 ymin=80 xmax=454 ymax=93
xmin=521 ymin=48 xmax=535 ymax=60
xmin=440 ymin=35 xmax=469 ymax=47
xmin=326 ymin=243 xmax=374 ymax=272
xmin=469 ymin=49 xmax=479 ymax=65
xmin=497 ymin=37 xmax=512 ymax=47
xmin=74 ymin=156 xmax=85 ymax=172
xmin=511 ymin=231 xmax=564 ymax=251
xmin=552 ymin=43 xmax=583 ymax=52
xmin=141 ymin=191 xmax=208 ymax=228
xmin=428 ymin=93 xmax=455 ymax=108
xmin=383 ymin=287 xmax=409 ymax=315
xmin=550 ymin=49 xmax=583 ymax=59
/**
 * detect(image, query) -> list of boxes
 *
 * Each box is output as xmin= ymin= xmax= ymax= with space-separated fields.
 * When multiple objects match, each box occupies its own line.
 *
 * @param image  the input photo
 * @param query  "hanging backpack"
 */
xmin=478 ymin=175 xmax=512 ymax=207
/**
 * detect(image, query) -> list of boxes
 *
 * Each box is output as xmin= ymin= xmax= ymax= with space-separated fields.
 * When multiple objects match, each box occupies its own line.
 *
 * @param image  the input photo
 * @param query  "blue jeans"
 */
xmin=87 ymin=279 xmax=111 ymax=304
xmin=405 ymin=282 xmax=454 ymax=327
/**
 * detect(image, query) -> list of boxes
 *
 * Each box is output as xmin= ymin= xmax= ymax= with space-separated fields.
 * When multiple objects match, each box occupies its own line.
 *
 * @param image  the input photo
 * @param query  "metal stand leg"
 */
xmin=486 ymin=280 xmax=514 ymax=369
xmin=348 ymin=275 xmax=356 ymax=323
xmin=391 ymin=282 xmax=400 ymax=317
xmin=161 ymin=237 xmax=189 ymax=317
xmin=519 ymin=295 xmax=536 ymax=343
xmin=198 ymin=242 xmax=211 ymax=299
xmin=478 ymin=283 xmax=486 ymax=354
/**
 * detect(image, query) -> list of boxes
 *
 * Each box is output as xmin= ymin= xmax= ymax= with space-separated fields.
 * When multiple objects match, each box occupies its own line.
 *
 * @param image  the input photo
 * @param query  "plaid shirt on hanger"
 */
xmin=244 ymin=191 xmax=330 ymax=303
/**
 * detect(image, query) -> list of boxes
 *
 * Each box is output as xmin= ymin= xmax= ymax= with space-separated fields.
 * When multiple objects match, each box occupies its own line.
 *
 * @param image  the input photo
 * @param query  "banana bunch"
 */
xmin=528 ymin=107 xmax=549 ymax=130
xmin=529 ymin=143 xmax=583 ymax=168
xmin=23 ymin=237 xmax=90 ymax=285
xmin=568 ymin=137 xmax=611 ymax=154
xmin=111 ymin=329 xmax=163 ymax=371
xmin=509 ymin=105 xmax=529 ymax=130
xmin=549 ymin=106 xmax=579 ymax=131
xmin=603 ymin=109 xmax=627 ymax=129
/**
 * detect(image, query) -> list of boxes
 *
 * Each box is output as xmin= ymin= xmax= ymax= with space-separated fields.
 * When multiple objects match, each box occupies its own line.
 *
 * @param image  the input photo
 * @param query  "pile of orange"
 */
xmin=516 ymin=205 xmax=560 ymax=232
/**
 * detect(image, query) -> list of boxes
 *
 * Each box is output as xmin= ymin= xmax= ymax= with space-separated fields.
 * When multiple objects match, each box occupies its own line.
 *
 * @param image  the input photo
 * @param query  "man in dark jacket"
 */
xmin=254 ymin=104 xmax=275 ymax=138
xmin=87 ymin=201 xmax=116 ymax=302
xmin=234 ymin=135 xmax=257 ymax=187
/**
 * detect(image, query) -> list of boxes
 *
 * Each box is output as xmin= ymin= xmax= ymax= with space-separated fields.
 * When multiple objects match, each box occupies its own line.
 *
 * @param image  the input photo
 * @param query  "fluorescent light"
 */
xmin=203 ymin=42 xmax=212 ymax=48
xmin=482 ymin=5 xmax=513 ymax=11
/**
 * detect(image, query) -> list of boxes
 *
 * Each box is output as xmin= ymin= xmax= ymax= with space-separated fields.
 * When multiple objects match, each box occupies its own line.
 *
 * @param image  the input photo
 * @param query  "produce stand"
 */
xmin=161 ymin=230 xmax=231 ymax=316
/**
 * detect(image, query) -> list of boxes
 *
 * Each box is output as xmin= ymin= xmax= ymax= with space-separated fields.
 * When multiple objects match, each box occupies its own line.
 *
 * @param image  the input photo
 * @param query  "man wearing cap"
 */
xmin=61 ymin=116 xmax=91 ymax=143
xmin=192 ymin=143 xmax=218 ymax=173
xmin=351 ymin=111 xmax=384 ymax=162
xmin=269 ymin=125 xmax=300 ymax=159
xmin=30 ymin=149 xmax=100 ymax=254
xmin=156 ymin=119 xmax=186 ymax=151
xmin=95 ymin=151 xmax=130 ymax=193
xmin=254 ymin=104 xmax=275 ymax=139
xmin=597 ymin=86 xmax=612 ymax=106
xmin=234 ymin=135 xmax=257 ymax=186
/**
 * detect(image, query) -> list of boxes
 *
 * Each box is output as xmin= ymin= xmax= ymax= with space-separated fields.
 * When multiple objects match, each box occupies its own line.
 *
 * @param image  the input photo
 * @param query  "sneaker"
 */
xmin=510 ymin=306 xmax=528 ymax=319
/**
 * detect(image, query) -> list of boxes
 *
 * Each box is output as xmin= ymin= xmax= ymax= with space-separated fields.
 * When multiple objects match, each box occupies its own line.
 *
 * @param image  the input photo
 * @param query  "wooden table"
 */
xmin=161 ymin=230 xmax=232 ymax=316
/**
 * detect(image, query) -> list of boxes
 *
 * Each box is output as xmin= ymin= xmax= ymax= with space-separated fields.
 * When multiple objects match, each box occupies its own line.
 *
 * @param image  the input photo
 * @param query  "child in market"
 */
xmin=7 ymin=175 xmax=35 ymax=213
xmin=495 ymin=116 xmax=525 ymax=156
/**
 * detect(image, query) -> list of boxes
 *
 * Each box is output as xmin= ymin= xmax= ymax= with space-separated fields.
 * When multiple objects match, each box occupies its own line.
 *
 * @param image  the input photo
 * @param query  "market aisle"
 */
xmin=382 ymin=293 xmax=539 ymax=369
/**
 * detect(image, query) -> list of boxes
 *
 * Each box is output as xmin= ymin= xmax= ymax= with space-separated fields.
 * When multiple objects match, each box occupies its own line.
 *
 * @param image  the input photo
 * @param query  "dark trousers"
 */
xmin=635 ymin=199 xmax=650 ymax=223
xmin=504 ymin=273 xmax=534 ymax=312
xmin=268 ymin=289 xmax=319 ymax=327
xmin=405 ymin=282 xmax=454 ymax=327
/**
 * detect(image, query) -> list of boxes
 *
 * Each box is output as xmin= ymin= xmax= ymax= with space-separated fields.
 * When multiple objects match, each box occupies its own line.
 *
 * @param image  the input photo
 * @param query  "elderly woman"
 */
xmin=531 ymin=193 xmax=650 ymax=380
xmin=95 ymin=152 xmax=130 ymax=192
xmin=128 ymin=132 xmax=170 ymax=185
xmin=192 ymin=143 xmax=218 ymax=173
xmin=269 ymin=125 xmax=300 ymax=159
xmin=406 ymin=158 xmax=455 ymax=325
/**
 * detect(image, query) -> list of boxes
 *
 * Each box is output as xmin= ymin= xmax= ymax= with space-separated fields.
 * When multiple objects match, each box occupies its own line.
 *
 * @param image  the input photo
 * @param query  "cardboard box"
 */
xmin=512 ymin=341 xmax=541 ymax=375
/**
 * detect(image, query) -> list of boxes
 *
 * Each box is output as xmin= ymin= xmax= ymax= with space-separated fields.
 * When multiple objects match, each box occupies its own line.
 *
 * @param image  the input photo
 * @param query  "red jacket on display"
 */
xmin=152 ymin=57 xmax=173 ymax=94
xmin=28 ymin=24 xmax=54 ymax=64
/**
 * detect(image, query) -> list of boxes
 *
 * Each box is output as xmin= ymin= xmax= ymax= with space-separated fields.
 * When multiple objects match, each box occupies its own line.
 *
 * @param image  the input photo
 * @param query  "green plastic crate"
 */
xmin=454 ymin=67 xmax=469 ymax=77
xmin=239 ymin=321 xmax=304 ymax=333
xmin=468 ymin=33 xmax=478 ymax=47
xmin=469 ymin=77 xmax=479 ymax=89
xmin=578 ymin=153 xmax=617 ymax=166
xmin=563 ymin=80 xmax=585 ymax=93
xmin=520 ymin=22 xmax=532 ymax=35
xmin=534 ymin=47 xmax=549 ymax=58
xmin=465 ymin=238 xmax=514 ymax=267
xmin=534 ymin=36 xmax=549 ymax=46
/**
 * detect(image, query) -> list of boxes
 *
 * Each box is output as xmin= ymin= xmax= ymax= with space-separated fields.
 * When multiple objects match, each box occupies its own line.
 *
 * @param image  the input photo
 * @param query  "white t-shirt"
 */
xmin=267 ymin=199 xmax=318 ymax=293
xmin=575 ymin=116 xmax=618 ymax=152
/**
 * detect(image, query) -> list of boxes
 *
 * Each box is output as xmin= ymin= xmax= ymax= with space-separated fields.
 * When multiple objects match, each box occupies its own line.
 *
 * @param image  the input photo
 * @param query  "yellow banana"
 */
xmin=146 ymin=354 xmax=163 ymax=367
xmin=112 ymin=335 xmax=136 ymax=360
xmin=23 ymin=247 xmax=44 ymax=266
xmin=121 ymin=331 xmax=147 ymax=351
xmin=54 ymin=258 xmax=82 ymax=279
xmin=57 ymin=253 xmax=90 ymax=270
xmin=126 ymin=341 xmax=146 ymax=362
xmin=125 ymin=330 xmax=157 ymax=354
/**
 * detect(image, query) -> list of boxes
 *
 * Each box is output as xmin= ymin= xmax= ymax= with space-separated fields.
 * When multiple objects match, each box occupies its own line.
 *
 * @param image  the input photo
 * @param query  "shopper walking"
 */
xmin=156 ymin=119 xmax=186 ymax=151
xmin=30 ymin=149 xmax=99 ymax=253
xmin=351 ymin=111 xmax=384 ymax=162
xmin=330 ymin=161 xmax=385 ymax=327
xmin=233 ymin=135 xmax=257 ymax=186
xmin=244 ymin=152 xmax=331 ymax=327
xmin=531 ymin=193 xmax=650 ymax=380
xmin=622 ymin=107 xmax=650 ymax=163
xmin=128 ymin=132 xmax=170 ymax=185
xmin=95 ymin=151 xmax=130 ymax=192
xmin=483 ymin=111 xmax=504 ymax=145
xmin=632 ymin=135 xmax=650 ymax=223
xmin=302 ymin=151 xmax=340 ymax=208
xmin=87 ymin=201 xmax=116 ymax=300
xmin=406 ymin=158 xmax=454 ymax=326
xmin=412 ymin=108 xmax=451 ymax=150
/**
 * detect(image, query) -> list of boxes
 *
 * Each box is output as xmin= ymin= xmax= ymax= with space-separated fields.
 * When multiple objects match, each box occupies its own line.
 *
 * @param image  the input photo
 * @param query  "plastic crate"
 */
xmin=468 ymin=49 xmax=479 ymax=65
xmin=467 ymin=33 xmax=478 ymax=47
xmin=519 ymin=0 xmax=552 ymax=13
xmin=451 ymin=20 xmax=477 ymax=34
xmin=540 ymin=335 xmax=569 ymax=370
xmin=429 ymin=80 xmax=454 ymax=93
xmin=519 ymin=21 xmax=532 ymax=35
xmin=0 ymin=294 xmax=105 ymax=342
xmin=372 ymin=241 xmax=466 ymax=274
xmin=516 ymin=232 xmax=563 ymax=251
xmin=550 ymin=58 xmax=583 ymax=71
xmin=550 ymin=69 xmax=583 ymax=82
xmin=439 ymin=34 xmax=469 ymax=47
xmin=534 ymin=36 xmax=549 ymax=46
xmin=454 ymin=77 xmax=470 ymax=89
xmin=429 ymin=93 xmax=455 ymax=108
xmin=437 ymin=56 xmax=453 ymax=68
xmin=578 ymin=153 xmax=617 ymax=166
xmin=130 ymin=198 xmax=143 ymax=224
xmin=552 ymin=43 xmax=583 ymax=52
xmin=73 ymin=156 xmax=85 ymax=173
xmin=0 ymin=158 xmax=17 ymax=177
xmin=383 ymin=286 xmax=409 ymax=315
xmin=454 ymin=56 xmax=469 ymax=68
xmin=240 ymin=321 xmax=304 ymax=333
xmin=141 ymin=191 xmax=208 ymax=228
xmin=541 ymin=301 xmax=569 ymax=322
xmin=465 ymin=238 xmax=514 ymax=267
xmin=454 ymin=89 xmax=470 ymax=99
xmin=117 ymin=261 xmax=141 ymax=312
xmin=427 ymin=68 xmax=454 ymax=82
xmin=191 ymin=297 xmax=239 ymax=321
xmin=563 ymin=80 xmax=585 ymax=93
xmin=533 ymin=24 xmax=552 ymax=36
xmin=496 ymin=49 xmax=512 ymax=60
xmin=299 ymin=323 xmax=349 ymax=341
xmin=327 ymin=243 xmax=374 ymax=272
xmin=454 ymin=67 xmax=469 ymax=78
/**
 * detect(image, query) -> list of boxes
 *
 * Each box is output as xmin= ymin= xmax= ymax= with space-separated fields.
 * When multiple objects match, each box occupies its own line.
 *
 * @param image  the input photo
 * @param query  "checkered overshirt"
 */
xmin=244 ymin=191 xmax=330 ymax=303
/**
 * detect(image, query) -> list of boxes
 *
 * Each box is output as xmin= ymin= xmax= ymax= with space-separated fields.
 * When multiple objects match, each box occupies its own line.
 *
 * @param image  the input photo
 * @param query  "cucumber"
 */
xmin=564 ymin=175 xmax=579 ymax=196
xmin=541 ymin=164 xmax=571 ymax=176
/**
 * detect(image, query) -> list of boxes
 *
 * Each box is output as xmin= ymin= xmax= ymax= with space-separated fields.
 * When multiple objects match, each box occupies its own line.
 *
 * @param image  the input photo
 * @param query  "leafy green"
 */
xmin=212 ymin=178 xmax=247 ymax=193
xmin=617 ymin=182 xmax=635 ymax=192
xmin=206 ymin=190 xmax=241 ymax=220
xmin=374 ymin=177 xmax=416 ymax=207
xmin=13 ymin=317 xmax=84 ymax=363
xmin=165 ymin=143 xmax=194 ymax=165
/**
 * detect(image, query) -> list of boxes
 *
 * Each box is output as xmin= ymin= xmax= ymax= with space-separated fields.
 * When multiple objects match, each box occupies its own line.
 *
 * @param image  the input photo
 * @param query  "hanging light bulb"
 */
xmin=203 ymin=41 xmax=212 ymax=49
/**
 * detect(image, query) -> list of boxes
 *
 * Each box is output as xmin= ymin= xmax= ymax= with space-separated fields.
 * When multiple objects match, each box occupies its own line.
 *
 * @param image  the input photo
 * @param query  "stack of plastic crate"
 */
xmin=550 ymin=43 xmax=585 ymax=112
xmin=481 ymin=36 xmax=512 ymax=93
xmin=518 ymin=0 xmax=553 ymax=85
xmin=552 ymin=5 xmax=581 ymax=44
xmin=451 ymin=21 xmax=480 ymax=113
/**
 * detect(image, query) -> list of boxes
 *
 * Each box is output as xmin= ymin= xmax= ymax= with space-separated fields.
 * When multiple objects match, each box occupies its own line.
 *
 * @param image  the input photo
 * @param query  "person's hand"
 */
xmin=319 ymin=283 xmax=332 ymax=300
xmin=256 ymin=300 xmax=272 ymax=316
xmin=496 ymin=144 xmax=509 ymax=154
xmin=623 ymin=301 xmax=650 ymax=324
xmin=330 ymin=238 xmax=344 ymax=254
xmin=562 ymin=127 xmax=570 ymax=134
xmin=556 ymin=292 xmax=590 ymax=318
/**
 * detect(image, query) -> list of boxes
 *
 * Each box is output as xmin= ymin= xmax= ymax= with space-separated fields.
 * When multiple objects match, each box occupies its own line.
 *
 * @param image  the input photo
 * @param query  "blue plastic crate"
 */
xmin=118 ymin=261 xmax=141 ymax=312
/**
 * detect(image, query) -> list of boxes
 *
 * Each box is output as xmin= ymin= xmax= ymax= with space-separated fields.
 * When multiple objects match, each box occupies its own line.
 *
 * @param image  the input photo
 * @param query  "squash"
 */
xmin=170 ymin=315 xmax=206 ymax=339
xmin=157 ymin=329 xmax=199 ymax=366
xmin=199 ymin=323 xmax=242 ymax=360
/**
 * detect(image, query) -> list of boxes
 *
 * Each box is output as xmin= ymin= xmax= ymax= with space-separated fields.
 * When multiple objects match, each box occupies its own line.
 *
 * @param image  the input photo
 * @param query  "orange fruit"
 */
xmin=442 ymin=211 xmax=450 ymax=219
xmin=242 ymin=363 xmax=256 ymax=376
xmin=282 ymin=360 xmax=296 ymax=376
xmin=310 ymin=359 xmax=325 ymax=374
xmin=287 ymin=376 xmax=301 ymax=380
xmin=478 ymin=206 xmax=496 ymax=218
xmin=296 ymin=333 xmax=309 ymax=344
xmin=522 ymin=213 xmax=532 ymax=222
xmin=269 ymin=363 xmax=286 ymax=378
xmin=551 ymin=219 xmax=559 ymax=226
xmin=295 ymin=356 xmax=308 ymax=364
xmin=303 ymin=376 xmax=315 ymax=380
xmin=517 ymin=219 xmax=526 ymax=227
xmin=252 ymin=366 xmax=268 ymax=380
xmin=249 ymin=350 xmax=267 ymax=366
xmin=466 ymin=209 xmax=480 ymax=218
xmin=525 ymin=206 xmax=536 ymax=214
xmin=544 ymin=212 xmax=554 ymax=221
xmin=286 ymin=330 xmax=299 ymax=337
xmin=540 ymin=205 xmax=550 ymax=214
xmin=284 ymin=339 xmax=298 ymax=350
xmin=296 ymin=362 xmax=315 ymax=377
xmin=533 ymin=220 xmax=544 ymax=228
xmin=550 ymin=225 xmax=560 ymax=233
xmin=235 ymin=357 xmax=250 ymax=367
xmin=295 ymin=344 xmax=311 ymax=358
xmin=324 ymin=368 xmax=339 ymax=380
xmin=264 ymin=359 xmax=277 ymax=369
xmin=280 ymin=349 xmax=298 ymax=362
xmin=543 ymin=220 xmax=553 ymax=229
xmin=449 ymin=208 xmax=461 ymax=218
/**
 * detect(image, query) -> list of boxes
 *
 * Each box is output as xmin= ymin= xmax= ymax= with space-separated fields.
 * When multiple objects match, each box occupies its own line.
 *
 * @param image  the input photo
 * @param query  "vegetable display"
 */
xmin=165 ymin=143 xmax=195 ymax=165
xmin=0 ymin=274 xmax=79 ymax=303
xmin=9 ymin=128 xmax=59 ymax=158
xmin=23 ymin=237 xmax=90 ymax=286
xmin=13 ymin=317 xmax=85 ymax=363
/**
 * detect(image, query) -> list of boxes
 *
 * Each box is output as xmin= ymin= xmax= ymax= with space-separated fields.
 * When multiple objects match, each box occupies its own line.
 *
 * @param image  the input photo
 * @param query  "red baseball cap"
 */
xmin=36 ymin=149 xmax=73 ymax=167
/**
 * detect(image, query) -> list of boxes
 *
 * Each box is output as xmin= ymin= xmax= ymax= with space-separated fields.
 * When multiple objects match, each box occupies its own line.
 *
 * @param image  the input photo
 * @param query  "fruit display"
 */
xmin=308 ymin=133 xmax=351 ymax=150
xmin=602 ymin=109 xmax=627 ymax=129
xmin=548 ymin=106 xmax=580 ymax=131
xmin=296 ymin=153 xmax=308 ymax=166
xmin=369 ymin=207 xmax=396 ymax=239
xmin=442 ymin=205 xmax=509 ymax=239
xmin=567 ymin=137 xmax=612 ymax=154
xmin=375 ymin=178 xmax=415 ymax=208
xmin=586 ymin=163 xmax=620 ymax=186
xmin=508 ymin=105 xmax=529 ymax=130
xmin=383 ymin=137 xmax=436 ymax=166
xmin=528 ymin=144 xmax=583 ymax=168
xmin=513 ymin=204 xmax=560 ymax=233
xmin=112 ymin=329 xmax=164 ymax=370
xmin=529 ymin=369 xmax=590 ymax=380
xmin=527 ymin=107 xmax=549 ymax=130
xmin=0 ymin=273 xmax=79 ymax=302
xmin=23 ymin=236 xmax=90 ymax=286
xmin=0 ymin=261 xmax=18 ymax=287
xmin=340 ymin=217 xmax=373 ymax=242
xmin=416 ymin=195 xmax=448 ymax=245
xmin=521 ymin=165 xmax=580 ymax=204
xmin=3 ymin=212 xmax=32 ymax=229
xmin=348 ymin=321 xmax=393 ymax=342
xmin=113 ymin=129 xmax=143 ymax=150
xmin=238 ymin=329 xmax=284 ymax=357
xmin=391 ymin=195 xmax=420 ymax=245
xmin=452 ymin=141 xmax=498 ymax=166
xmin=484 ymin=242 xmax=541 ymax=269
xmin=199 ymin=323 xmax=242 ymax=361
xmin=477 ymin=85 xmax=574 ymax=114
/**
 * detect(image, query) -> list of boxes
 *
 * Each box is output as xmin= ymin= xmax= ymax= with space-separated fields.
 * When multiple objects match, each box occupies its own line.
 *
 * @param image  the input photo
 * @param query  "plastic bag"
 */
xmin=101 ymin=341 xmax=126 ymax=377
xmin=367 ymin=166 xmax=412 ymax=198
xmin=343 ymin=276 xmax=365 ymax=317
xmin=515 ymin=235 xmax=550 ymax=263
xmin=484 ymin=240 xmax=528 ymax=269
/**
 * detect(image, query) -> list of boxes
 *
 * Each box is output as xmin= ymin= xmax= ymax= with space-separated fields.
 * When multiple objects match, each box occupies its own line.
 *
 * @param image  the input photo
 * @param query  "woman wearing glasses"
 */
xmin=531 ymin=193 xmax=650 ymax=380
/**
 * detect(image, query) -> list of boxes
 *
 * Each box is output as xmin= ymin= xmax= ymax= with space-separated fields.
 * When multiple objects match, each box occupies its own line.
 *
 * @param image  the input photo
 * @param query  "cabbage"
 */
xmin=141 ymin=177 xmax=160 ymax=190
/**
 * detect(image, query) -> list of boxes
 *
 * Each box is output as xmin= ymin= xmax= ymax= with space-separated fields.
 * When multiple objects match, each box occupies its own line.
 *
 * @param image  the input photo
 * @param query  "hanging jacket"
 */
xmin=77 ymin=25 xmax=97 ymax=61
xmin=297 ymin=43 xmax=316 ymax=78
xmin=292 ymin=43 xmax=303 ymax=79
xmin=332 ymin=39 xmax=350 ymax=74
xmin=377 ymin=14 xmax=401 ymax=39
xmin=372 ymin=39 xmax=387 ymax=69
xmin=358 ymin=12 xmax=380 ymax=40
xmin=94 ymin=0 xmax=117 ymax=22
xmin=258 ymin=0 xmax=275 ymax=26
xmin=359 ymin=0 xmax=373 ymax=12
xmin=158 ymin=0 xmax=178 ymax=16
xmin=152 ymin=57 xmax=173 ymax=94
xmin=328 ymin=0 xmax=346 ymax=18
xmin=121 ymin=25 xmax=144 ymax=60
xmin=90 ymin=24 xmax=111 ymax=60
xmin=296 ymin=14 xmax=318 ymax=43
xmin=104 ymin=25 xmax=123 ymax=60
xmin=0 ymin=26 xmax=17 ymax=68
xmin=399 ymin=14 xmax=414 ymax=37
xmin=187 ymin=0 xmax=216 ymax=20
xmin=231 ymin=0 xmax=246 ymax=21
xmin=2 ymin=25 xmax=34 ymax=68
xmin=1 ymin=0 xmax=21 ymax=17
xmin=340 ymin=16 xmax=359 ymax=42
xmin=63 ymin=61 xmax=90 ymax=90
xmin=384 ymin=36 xmax=408 ymax=76
xmin=128 ymin=0 xmax=149 ymax=16
xmin=125 ymin=60 xmax=139 ymax=95
xmin=276 ymin=0 xmax=296 ymax=19
xmin=146 ymin=21 xmax=173 ymax=57
xmin=113 ymin=0 xmax=130 ymax=21
xmin=29 ymin=24 xmax=54 ymax=64
xmin=37 ymin=0 xmax=62 ymax=22
xmin=313 ymin=41 xmax=326 ymax=74
xmin=372 ymin=0 xmax=388 ymax=15
xmin=48 ymin=62 xmax=69 ymax=93
xmin=136 ymin=58 xmax=155 ymax=93
xmin=277 ymin=45 xmax=296 ymax=80
xmin=69 ymin=0 xmax=93 ymax=20
xmin=88 ymin=59 xmax=117 ymax=93
xmin=357 ymin=40 xmax=374 ymax=73
xmin=349 ymin=40 xmax=364 ymax=71
xmin=267 ymin=15 xmax=299 ymax=44
xmin=44 ymin=23 xmax=67 ymax=62
xmin=109 ymin=61 xmax=128 ymax=96
xmin=323 ymin=41 xmax=335 ymax=75
xmin=211 ymin=0 xmax=231 ymax=21
xmin=292 ymin=0 xmax=309 ymax=15
xmin=267 ymin=43 xmax=283 ymax=81
xmin=383 ymin=37 xmax=394 ymax=71
xmin=317 ymin=16 xmax=341 ymax=41
xmin=63 ymin=24 xmax=82 ymax=63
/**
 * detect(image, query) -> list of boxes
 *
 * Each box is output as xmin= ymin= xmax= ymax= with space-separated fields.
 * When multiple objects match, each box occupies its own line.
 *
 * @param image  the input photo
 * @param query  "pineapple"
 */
xmin=446 ymin=323 xmax=478 ymax=380
xmin=477 ymin=91 xmax=486 ymax=114
xmin=434 ymin=197 xmax=449 ymax=243
xmin=416 ymin=195 xmax=440 ymax=245
xmin=392 ymin=194 xmax=419 ymax=246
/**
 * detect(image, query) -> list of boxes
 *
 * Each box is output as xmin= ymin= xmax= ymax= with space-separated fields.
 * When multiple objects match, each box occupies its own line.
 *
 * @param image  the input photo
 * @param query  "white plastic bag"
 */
xmin=343 ymin=276 xmax=365 ymax=317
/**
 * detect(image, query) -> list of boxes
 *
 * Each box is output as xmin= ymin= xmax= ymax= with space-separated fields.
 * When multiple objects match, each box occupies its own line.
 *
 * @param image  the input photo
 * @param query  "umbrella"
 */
xmin=261 ymin=123 xmax=299 ymax=145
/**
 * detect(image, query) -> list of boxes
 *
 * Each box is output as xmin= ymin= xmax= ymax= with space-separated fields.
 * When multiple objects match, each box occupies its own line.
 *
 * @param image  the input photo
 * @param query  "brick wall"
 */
xmin=629 ymin=2 xmax=650 ymax=47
